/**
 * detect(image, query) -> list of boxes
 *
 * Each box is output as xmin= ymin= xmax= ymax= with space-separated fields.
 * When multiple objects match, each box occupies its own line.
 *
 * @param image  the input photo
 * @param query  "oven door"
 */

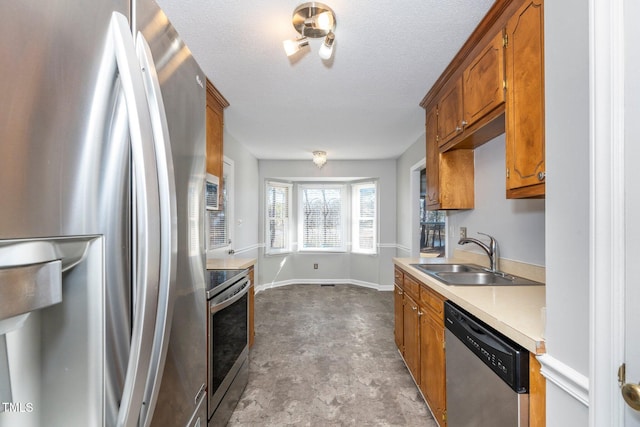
xmin=207 ymin=276 xmax=249 ymax=421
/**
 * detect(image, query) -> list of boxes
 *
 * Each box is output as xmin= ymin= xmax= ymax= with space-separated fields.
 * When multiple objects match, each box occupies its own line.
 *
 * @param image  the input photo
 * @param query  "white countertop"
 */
xmin=206 ymin=257 xmax=256 ymax=270
xmin=394 ymin=257 xmax=546 ymax=354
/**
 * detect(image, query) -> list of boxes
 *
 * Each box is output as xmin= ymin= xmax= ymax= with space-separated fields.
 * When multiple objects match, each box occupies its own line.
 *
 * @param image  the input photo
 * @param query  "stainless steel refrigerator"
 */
xmin=0 ymin=0 xmax=207 ymax=426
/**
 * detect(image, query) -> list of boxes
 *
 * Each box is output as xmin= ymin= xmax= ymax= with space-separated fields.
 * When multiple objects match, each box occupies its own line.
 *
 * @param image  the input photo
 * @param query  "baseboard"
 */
xmin=255 ymin=279 xmax=393 ymax=294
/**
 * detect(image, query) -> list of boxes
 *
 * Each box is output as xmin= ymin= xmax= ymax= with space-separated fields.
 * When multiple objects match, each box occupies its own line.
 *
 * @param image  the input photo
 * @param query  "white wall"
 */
xmin=447 ymin=135 xmax=545 ymax=265
xmin=258 ymin=159 xmax=397 ymax=290
xmin=211 ymin=131 xmax=260 ymax=260
xmin=395 ymin=134 xmax=426 ymax=257
xmin=543 ymin=0 xmax=590 ymax=424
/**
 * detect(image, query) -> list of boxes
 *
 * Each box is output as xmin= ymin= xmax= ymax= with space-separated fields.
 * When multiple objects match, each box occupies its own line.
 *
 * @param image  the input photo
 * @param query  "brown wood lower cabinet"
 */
xmin=394 ymin=284 xmax=404 ymax=350
xmin=393 ymin=265 xmax=546 ymax=427
xmin=419 ymin=291 xmax=447 ymax=426
xmin=394 ymin=266 xmax=447 ymax=426
xmin=403 ymin=293 xmax=421 ymax=383
xmin=530 ymin=352 xmax=546 ymax=427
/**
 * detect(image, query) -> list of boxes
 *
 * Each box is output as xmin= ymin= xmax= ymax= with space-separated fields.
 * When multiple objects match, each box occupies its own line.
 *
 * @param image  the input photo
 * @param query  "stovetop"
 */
xmin=206 ymin=268 xmax=248 ymax=299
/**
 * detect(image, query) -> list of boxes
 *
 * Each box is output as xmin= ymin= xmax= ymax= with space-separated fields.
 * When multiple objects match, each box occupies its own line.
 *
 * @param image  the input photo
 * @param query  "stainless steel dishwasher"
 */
xmin=444 ymin=301 xmax=529 ymax=427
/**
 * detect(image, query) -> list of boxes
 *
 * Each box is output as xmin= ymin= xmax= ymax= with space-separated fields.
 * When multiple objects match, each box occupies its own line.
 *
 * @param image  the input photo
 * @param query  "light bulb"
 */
xmin=304 ymin=11 xmax=334 ymax=31
xmin=315 ymin=11 xmax=333 ymax=31
xmin=318 ymin=32 xmax=335 ymax=60
xmin=283 ymin=37 xmax=309 ymax=56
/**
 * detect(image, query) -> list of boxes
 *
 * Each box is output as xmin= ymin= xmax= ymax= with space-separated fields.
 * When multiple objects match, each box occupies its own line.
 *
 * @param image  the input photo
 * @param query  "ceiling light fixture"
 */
xmin=312 ymin=151 xmax=327 ymax=168
xmin=283 ymin=2 xmax=336 ymax=60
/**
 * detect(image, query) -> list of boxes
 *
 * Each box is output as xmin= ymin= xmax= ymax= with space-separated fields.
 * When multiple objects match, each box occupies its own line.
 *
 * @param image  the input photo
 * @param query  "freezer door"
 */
xmin=0 ymin=0 xmax=129 ymax=239
xmin=0 ymin=1 xmax=138 ymax=426
xmin=133 ymin=1 xmax=208 ymax=426
xmin=0 ymin=1 xmax=177 ymax=425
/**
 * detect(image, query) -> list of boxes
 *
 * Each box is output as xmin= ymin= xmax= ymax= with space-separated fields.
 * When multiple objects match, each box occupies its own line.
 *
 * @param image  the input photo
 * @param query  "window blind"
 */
xmin=352 ymin=182 xmax=377 ymax=254
xmin=208 ymin=177 xmax=228 ymax=249
xmin=265 ymin=181 xmax=292 ymax=254
xmin=300 ymin=185 xmax=346 ymax=251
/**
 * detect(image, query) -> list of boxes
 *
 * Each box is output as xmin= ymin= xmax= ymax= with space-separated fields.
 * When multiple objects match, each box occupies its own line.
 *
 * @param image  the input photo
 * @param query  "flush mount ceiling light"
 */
xmin=283 ymin=2 xmax=336 ymax=60
xmin=312 ymin=151 xmax=327 ymax=168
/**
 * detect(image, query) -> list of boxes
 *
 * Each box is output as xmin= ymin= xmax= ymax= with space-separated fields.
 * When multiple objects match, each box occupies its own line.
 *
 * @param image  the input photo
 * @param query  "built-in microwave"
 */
xmin=206 ymin=173 xmax=220 ymax=210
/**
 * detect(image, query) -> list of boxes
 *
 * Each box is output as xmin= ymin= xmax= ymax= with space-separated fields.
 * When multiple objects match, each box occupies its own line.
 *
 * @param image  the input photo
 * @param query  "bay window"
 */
xmin=265 ymin=180 xmax=378 ymax=255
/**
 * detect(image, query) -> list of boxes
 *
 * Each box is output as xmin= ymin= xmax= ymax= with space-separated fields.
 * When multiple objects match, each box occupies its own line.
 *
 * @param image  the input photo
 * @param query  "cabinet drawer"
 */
xmin=420 ymin=284 xmax=445 ymax=320
xmin=403 ymin=274 xmax=420 ymax=300
xmin=394 ymin=267 xmax=404 ymax=287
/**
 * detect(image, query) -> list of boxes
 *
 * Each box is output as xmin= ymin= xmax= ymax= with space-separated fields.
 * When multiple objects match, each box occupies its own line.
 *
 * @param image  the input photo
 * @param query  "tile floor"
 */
xmin=227 ymin=284 xmax=436 ymax=426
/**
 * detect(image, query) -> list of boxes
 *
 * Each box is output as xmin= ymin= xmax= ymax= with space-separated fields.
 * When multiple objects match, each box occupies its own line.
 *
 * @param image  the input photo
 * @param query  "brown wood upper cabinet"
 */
xmin=206 ymin=79 xmax=229 ymax=181
xmin=437 ymin=78 xmax=464 ymax=147
xmin=421 ymin=0 xmax=545 ymax=203
xmin=505 ymin=0 xmax=545 ymax=198
xmin=425 ymin=107 xmax=440 ymax=209
xmin=463 ymin=31 xmax=506 ymax=128
xmin=437 ymin=31 xmax=506 ymax=151
xmin=426 ymin=104 xmax=474 ymax=210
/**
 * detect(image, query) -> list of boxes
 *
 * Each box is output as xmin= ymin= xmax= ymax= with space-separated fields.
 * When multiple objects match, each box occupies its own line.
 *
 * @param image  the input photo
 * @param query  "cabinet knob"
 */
xmin=455 ymin=121 xmax=468 ymax=133
xmin=538 ymin=171 xmax=546 ymax=181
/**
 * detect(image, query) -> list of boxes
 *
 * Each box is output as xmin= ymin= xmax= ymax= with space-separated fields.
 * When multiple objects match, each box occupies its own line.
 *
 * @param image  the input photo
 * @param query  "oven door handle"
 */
xmin=210 ymin=278 xmax=250 ymax=314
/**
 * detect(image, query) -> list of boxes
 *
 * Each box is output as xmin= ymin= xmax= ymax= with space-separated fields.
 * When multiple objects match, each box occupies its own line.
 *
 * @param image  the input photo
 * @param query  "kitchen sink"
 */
xmin=410 ymin=263 xmax=543 ymax=286
xmin=411 ymin=263 xmax=486 ymax=274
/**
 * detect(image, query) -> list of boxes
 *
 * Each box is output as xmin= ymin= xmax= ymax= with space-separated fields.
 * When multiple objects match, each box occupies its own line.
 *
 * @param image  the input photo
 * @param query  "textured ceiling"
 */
xmin=155 ymin=0 xmax=495 ymax=160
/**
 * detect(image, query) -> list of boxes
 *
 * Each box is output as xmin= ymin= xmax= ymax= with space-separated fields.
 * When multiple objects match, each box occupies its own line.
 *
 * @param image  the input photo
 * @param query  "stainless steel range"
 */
xmin=206 ymin=268 xmax=250 ymax=425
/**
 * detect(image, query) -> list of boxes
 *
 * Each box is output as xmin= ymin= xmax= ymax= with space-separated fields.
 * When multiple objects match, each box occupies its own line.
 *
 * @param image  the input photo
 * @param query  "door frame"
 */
xmin=409 ymin=158 xmax=426 ymax=257
xmin=589 ymin=0 xmax=627 ymax=424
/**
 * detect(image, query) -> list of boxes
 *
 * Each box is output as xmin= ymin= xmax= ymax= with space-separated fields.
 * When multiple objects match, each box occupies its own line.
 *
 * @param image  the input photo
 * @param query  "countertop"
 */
xmin=206 ymin=257 xmax=256 ymax=270
xmin=393 ymin=256 xmax=546 ymax=354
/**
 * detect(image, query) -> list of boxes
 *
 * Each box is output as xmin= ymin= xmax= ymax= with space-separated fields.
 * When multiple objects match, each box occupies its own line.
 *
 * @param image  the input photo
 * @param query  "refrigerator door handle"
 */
xmin=134 ymin=32 xmax=179 ymax=427
xmin=110 ymin=12 xmax=162 ymax=427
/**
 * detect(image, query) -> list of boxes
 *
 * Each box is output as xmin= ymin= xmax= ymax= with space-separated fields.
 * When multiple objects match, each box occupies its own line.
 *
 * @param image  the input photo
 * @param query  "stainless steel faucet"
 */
xmin=458 ymin=232 xmax=499 ymax=272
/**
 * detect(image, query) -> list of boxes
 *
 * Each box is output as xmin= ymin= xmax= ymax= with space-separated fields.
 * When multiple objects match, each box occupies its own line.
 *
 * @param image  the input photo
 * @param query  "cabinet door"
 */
xmin=505 ymin=0 xmax=545 ymax=198
xmin=437 ymin=78 xmax=464 ymax=147
xmin=425 ymin=105 xmax=474 ymax=211
xmin=206 ymin=102 xmax=223 ymax=179
xmin=439 ymin=149 xmax=474 ymax=209
xmin=394 ymin=284 xmax=404 ymax=351
xmin=206 ymin=79 xmax=228 ymax=180
xmin=425 ymin=107 xmax=440 ymax=209
xmin=403 ymin=293 xmax=421 ymax=384
xmin=463 ymin=31 xmax=505 ymax=127
xmin=420 ymin=313 xmax=446 ymax=427
xmin=420 ymin=307 xmax=447 ymax=426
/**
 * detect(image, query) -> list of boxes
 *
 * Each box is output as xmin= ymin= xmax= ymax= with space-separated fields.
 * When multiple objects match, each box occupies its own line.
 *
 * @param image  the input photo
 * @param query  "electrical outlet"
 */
xmin=314 ymin=263 xmax=318 ymax=269
xmin=459 ymin=227 xmax=467 ymax=239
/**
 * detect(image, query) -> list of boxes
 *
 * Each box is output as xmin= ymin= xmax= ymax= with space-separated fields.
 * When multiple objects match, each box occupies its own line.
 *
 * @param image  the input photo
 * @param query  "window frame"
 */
xmin=265 ymin=180 xmax=293 ymax=255
xmin=351 ymin=181 xmax=378 ymax=255
xmin=297 ymin=183 xmax=348 ymax=253
xmin=207 ymin=157 xmax=234 ymax=256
